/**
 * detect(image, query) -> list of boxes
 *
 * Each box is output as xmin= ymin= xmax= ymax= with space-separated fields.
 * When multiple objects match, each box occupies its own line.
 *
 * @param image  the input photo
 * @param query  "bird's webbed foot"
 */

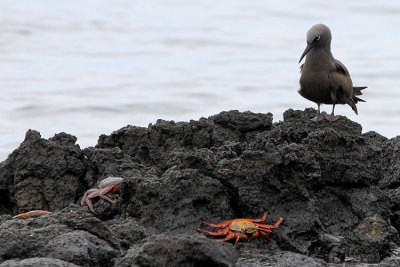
xmin=325 ymin=114 xmax=339 ymax=122
xmin=310 ymin=114 xmax=323 ymax=122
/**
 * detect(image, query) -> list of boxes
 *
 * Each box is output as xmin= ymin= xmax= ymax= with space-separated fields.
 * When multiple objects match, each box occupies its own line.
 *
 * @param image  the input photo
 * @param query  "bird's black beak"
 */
xmin=299 ymin=43 xmax=314 ymax=63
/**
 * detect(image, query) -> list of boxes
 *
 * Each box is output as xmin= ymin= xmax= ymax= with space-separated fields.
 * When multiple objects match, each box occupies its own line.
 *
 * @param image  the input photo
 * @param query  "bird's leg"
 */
xmin=326 ymin=104 xmax=339 ymax=122
xmin=311 ymin=103 xmax=323 ymax=122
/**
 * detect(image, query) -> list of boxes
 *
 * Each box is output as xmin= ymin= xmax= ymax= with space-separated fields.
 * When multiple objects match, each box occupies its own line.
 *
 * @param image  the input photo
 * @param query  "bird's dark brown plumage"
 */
xmin=298 ymin=24 xmax=366 ymax=122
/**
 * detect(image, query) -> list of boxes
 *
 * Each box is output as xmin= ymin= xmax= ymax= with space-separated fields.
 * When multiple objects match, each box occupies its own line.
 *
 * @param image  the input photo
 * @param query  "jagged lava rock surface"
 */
xmin=1 ymin=109 xmax=400 ymax=267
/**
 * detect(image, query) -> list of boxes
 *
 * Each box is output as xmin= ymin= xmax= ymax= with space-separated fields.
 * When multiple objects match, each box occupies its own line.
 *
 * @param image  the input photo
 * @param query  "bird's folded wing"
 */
xmin=333 ymin=58 xmax=350 ymax=76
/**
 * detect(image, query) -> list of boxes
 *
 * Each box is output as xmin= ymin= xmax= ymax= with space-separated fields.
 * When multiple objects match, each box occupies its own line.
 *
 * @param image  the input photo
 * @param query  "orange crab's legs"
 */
xmin=201 ymin=220 xmax=231 ymax=229
xmin=201 ymin=229 xmax=245 ymax=248
xmin=246 ymin=212 xmax=267 ymax=223
xmin=258 ymin=230 xmax=273 ymax=244
xmin=196 ymin=227 xmax=230 ymax=236
xmin=233 ymin=233 xmax=241 ymax=248
xmin=248 ymin=231 xmax=260 ymax=241
xmin=255 ymin=217 xmax=284 ymax=230
xmin=212 ymin=231 xmax=238 ymax=246
xmin=270 ymin=216 xmax=284 ymax=228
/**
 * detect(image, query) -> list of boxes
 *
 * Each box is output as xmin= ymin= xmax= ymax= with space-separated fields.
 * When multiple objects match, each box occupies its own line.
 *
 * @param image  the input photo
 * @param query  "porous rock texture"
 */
xmin=1 ymin=109 xmax=400 ymax=267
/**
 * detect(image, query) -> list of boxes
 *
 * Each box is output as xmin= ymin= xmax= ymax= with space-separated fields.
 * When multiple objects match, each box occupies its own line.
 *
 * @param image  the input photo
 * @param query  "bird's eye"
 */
xmin=316 ymin=36 xmax=321 ymax=41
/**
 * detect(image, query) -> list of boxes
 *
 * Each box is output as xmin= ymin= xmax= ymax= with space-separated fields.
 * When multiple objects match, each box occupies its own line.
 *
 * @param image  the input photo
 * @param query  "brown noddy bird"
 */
xmin=298 ymin=24 xmax=366 ymax=122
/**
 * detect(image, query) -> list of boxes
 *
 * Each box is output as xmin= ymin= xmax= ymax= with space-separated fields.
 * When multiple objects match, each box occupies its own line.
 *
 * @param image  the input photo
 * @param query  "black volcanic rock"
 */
xmin=0 ymin=257 xmax=80 ymax=267
xmin=0 ymin=109 xmax=400 ymax=266
xmin=115 ymin=234 xmax=237 ymax=267
xmin=0 ymin=205 xmax=118 ymax=266
xmin=0 ymin=130 xmax=87 ymax=215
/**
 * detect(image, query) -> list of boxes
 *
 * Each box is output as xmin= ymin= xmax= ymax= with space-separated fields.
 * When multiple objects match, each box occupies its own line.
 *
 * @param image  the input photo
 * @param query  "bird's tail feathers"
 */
xmin=352 ymin=86 xmax=366 ymax=104
xmin=347 ymin=98 xmax=358 ymax=115
xmin=353 ymin=86 xmax=367 ymax=96
xmin=353 ymin=96 xmax=365 ymax=103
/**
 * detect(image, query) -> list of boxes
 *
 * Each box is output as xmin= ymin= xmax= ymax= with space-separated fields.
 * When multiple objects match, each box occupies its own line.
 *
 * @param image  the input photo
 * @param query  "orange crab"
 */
xmin=13 ymin=210 xmax=51 ymax=220
xmin=197 ymin=212 xmax=283 ymax=248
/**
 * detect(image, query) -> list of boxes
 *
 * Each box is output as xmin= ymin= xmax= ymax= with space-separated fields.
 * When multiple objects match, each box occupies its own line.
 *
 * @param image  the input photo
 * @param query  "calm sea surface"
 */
xmin=1 ymin=0 xmax=400 ymax=161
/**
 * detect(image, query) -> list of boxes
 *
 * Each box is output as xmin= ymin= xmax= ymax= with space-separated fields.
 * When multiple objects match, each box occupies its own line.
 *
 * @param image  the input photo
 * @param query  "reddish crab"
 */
xmin=13 ymin=210 xmax=51 ymax=220
xmin=81 ymin=177 xmax=123 ymax=213
xmin=197 ymin=212 xmax=283 ymax=248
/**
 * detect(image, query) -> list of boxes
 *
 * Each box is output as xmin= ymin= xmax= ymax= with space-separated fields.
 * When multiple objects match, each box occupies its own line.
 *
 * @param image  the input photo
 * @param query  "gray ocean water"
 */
xmin=1 ymin=0 xmax=399 ymax=161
